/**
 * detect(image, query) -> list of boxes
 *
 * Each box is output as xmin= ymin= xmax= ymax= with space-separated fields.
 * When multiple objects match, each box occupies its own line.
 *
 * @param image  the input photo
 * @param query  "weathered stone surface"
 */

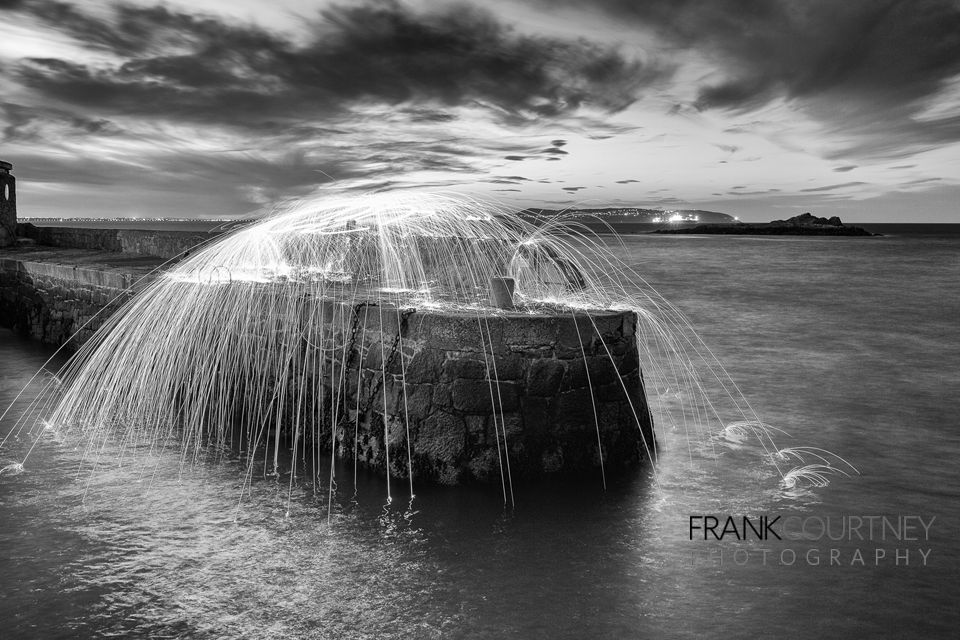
xmin=451 ymin=378 xmax=520 ymax=414
xmin=401 ymin=383 xmax=433 ymax=420
xmin=413 ymin=411 xmax=466 ymax=485
xmin=526 ymin=358 xmax=565 ymax=396
xmin=403 ymin=349 xmax=445 ymax=384
xmin=431 ymin=383 xmax=452 ymax=409
xmin=441 ymin=357 xmax=488 ymax=381
xmin=486 ymin=354 xmax=524 ymax=380
xmin=556 ymin=388 xmax=596 ymax=429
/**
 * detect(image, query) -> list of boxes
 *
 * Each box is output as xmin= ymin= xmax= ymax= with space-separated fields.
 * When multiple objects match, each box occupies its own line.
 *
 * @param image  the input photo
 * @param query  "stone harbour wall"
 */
xmin=0 ymin=257 xmax=147 ymax=350
xmin=312 ymin=302 xmax=653 ymax=484
xmin=0 ymin=249 xmax=654 ymax=484
xmin=16 ymin=223 xmax=221 ymax=259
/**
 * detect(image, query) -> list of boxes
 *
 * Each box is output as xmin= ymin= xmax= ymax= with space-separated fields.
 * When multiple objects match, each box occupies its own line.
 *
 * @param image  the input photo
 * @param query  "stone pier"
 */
xmin=0 ymin=249 xmax=654 ymax=484
xmin=308 ymin=300 xmax=653 ymax=484
xmin=0 ymin=249 xmax=163 ymax=350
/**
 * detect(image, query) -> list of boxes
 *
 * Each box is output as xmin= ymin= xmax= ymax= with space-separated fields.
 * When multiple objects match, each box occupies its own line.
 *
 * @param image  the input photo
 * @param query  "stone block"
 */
xmin=441 ymin=356 xmax=488 ymax=381
xmin=466 ymin=449 xmax=500 ymax=482
xmin=411 ymin=312 xmax=485 ymax=351
xmin=403 ymin=348 xmax=445 ymax=384
xmin=501 ymin=314 xmax=558 ymax=349
xmin=451 ymin=378 xmax=519 ymax=414
xmin=431 ymin=383 xmax=452 ymax=408
xmin=415 ymin=411 xmax=465 ymax=462
xmin=398 ymin=382 xmax=432 ymax=421
xmin=486 ymin=353 xmax=525 ymax=380
xmin=526 ymin=358 xmax=565 ymax=396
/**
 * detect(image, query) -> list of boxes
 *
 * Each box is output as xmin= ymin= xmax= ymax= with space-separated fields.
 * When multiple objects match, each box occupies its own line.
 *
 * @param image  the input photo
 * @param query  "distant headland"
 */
xmin=652 ymin=212 xmax=877 ymax=236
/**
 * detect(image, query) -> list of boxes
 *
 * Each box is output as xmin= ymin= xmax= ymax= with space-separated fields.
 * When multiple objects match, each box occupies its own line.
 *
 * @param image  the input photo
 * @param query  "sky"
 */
xmin=0 ymin=0 xmax=958 ymax=222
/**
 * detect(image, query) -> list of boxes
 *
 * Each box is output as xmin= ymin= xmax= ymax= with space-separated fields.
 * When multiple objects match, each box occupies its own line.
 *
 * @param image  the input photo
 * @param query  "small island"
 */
xmin=653 ymin=212 xmax=877 ymax=236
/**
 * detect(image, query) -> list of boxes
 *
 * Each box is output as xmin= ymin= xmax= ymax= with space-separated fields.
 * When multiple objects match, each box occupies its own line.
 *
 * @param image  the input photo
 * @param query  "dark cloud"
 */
xmin=540 ymin=0 xmax=960 ymax=154
xmin=6 ymin=0 xmax=666 ymax=132
xmin=551 ymin=1 xmax=960 ymax=105
xmin=1 ymin=102 xmax=121 ymax=141
xmin=487 ymin=175 xmax=531 ymax=184
xmin=695 ymin=77 xmax=775 ymax=112
xmin=616 ymin=179 xmax=640 ymax=184
xmin=833 ymin=165 xmax=858 ymax=172
xmin=727 ymin=189 xmax=780 ymax=196
xmin=501 ymin=139 xmax=578 ymax=162
xmin=646 ymin=196 xmax=687 ymax=206
xmin=402 ymin=108 xmax=458 ymax=123
xmin=562 ymin=186 xmax=585 ymax=192
xmin=713 ymin=144 xmax=740 ymax=154
xmin=800 ymin=181 xmax=868 ymax=193
xmin=820 ymin=112 xmax=960 ymax=160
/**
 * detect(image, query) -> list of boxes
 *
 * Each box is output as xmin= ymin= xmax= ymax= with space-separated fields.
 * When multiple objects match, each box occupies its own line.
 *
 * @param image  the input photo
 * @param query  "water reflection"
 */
xmin=0 ymin=336 xmax=666 ymax=638
xmin=3 ymin=228 xmax=960 ymax=638
xmin=0 ymin=340 xmax=819 ymax=639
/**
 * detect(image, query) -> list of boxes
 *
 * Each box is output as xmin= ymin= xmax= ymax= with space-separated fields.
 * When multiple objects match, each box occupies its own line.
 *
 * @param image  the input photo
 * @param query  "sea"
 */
xmin=1 ymin=223 xmax=958 ymax=639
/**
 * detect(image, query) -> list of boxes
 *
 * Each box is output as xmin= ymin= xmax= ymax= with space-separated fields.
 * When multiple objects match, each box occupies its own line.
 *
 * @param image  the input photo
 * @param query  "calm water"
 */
xmin=2 ymin=226 xmax=959 ymax=638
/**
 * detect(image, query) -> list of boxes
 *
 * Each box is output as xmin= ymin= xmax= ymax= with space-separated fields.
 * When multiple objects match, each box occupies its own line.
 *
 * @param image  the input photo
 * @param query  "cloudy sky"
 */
xmin=1 ymin=0 xmax=958 ymax=221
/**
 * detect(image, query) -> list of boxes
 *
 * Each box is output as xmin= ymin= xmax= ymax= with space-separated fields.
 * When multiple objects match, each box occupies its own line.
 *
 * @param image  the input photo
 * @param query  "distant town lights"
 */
xmin=651 ymin=211 xmax=701 ymax=223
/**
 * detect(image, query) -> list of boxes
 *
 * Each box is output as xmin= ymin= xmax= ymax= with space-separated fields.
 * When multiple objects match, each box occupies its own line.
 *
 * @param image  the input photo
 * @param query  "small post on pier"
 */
xmin=489 ymin=276 xmax=515 ymax=310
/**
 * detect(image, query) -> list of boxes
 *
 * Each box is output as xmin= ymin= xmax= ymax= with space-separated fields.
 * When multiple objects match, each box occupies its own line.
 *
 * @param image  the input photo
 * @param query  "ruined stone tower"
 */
xmin=0 ymin=160 xmax=15 ymax=247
